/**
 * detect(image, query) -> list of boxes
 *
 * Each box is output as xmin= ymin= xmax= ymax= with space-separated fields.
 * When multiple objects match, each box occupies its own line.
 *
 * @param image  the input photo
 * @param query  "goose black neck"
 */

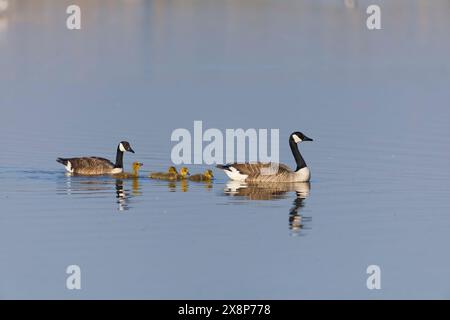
xmin=290 ymin=139 xmax=307 ymax=171
xmin=114 ymin=146 xmax=124 ymax=169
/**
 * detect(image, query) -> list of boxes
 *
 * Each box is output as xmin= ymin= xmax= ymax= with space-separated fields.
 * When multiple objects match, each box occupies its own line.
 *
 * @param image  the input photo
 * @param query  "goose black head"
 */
xmin=290 ymin=132 xmax=313 ymax=144
xmin=119 ymin=141 xmax=135 ymax=153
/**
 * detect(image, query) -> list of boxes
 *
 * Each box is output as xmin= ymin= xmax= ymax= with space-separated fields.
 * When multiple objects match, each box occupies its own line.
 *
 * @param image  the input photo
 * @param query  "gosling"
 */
xmin=149 ymin=166 xmax=178 ymax=180
xmin=189 ymin=169 xmax=214 ymax=182
xmin=113 ymin=162 xmax=143 ymax=179
xmin=177 ymin=167 xmax=190 ymax=180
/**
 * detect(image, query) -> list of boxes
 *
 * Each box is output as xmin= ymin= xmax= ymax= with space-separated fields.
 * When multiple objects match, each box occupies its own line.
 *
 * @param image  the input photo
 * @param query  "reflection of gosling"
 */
xmin=113 ymin=162 xmax=143 ymax=179
xmin=150 ymin=166 xmax=178 ymax=180
xmin=189 ymin=169 xmax=213 ymax=182
xmin=180 ymin=179 xmax=188 ymax=192
xmin=177 ymin=167 xmax=190 ymax=180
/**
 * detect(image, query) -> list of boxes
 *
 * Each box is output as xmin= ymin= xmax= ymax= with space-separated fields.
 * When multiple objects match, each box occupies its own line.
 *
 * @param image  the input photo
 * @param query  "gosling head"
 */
xmin=132 ymin=162 xmax=143 ymax=172
xmin=168 ymin=166 xmax=178 ymax=174
xmin=290 ymin=132 xmax=313 ymax=144
xmin=179 ymin=167 xmax=190 ymax=178
xmin=204 ymin=169 xmax=214 ymax=179
xmin=119 ymin=141 xmax=135 ymax=153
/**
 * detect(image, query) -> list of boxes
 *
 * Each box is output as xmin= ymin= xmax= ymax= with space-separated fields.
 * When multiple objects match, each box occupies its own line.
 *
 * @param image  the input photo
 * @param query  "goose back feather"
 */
xmin=57 ymin=157 xmax=115 ymax=175
xmin=217 ymin=162 xmax=309 ymax=183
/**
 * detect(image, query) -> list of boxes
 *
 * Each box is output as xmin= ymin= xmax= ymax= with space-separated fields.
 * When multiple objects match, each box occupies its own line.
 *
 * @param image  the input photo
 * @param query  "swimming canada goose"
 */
xmin=149 ymin=166 xmax=179 ymax=180
xmin=189 ymin=169 xmax=214 ymax=182
xmin=217 ymin=132 xmax=313 ymax=183
xmin=56 ymin=141 xmax=135 ymax=175
xmin=113 ymin=162 xmax=143 ymax=179
xmin=224 ymin=181 xmax=311 ymax=234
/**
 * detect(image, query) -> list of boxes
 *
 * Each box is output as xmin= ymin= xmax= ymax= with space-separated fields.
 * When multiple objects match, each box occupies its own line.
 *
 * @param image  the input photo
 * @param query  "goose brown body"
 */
xmin=218 ymin=163 xmax=304 ymax=183
xmin=58 ymin=157 xmax=115 ymax=175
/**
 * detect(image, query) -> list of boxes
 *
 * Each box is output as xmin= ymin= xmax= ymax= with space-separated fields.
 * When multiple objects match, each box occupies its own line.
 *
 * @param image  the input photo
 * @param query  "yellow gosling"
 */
xmin=113 ymin=162 xmax=143 ymax=179
xmin=177 ymin=167 xmax=190 ymax=180
xmin=189 ymin=169 xmax=214 ymax=182
xmin=149 ymin=166 xmax=179 ymax=181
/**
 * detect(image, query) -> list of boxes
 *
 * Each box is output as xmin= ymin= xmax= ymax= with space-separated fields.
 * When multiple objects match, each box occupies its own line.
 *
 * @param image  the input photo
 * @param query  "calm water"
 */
xmin=1 ymin=0 xmax=450 ymax=299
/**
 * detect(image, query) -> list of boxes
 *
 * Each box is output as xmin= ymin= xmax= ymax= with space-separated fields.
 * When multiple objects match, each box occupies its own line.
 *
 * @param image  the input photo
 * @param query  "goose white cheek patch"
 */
xmin=119 ymin=143 xmax=126 ymax=152
xmin=293 ymin=135 xmax=302 ymax=143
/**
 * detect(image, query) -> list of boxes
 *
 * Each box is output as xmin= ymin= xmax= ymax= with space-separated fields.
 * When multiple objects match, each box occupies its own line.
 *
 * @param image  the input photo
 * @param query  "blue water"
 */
xmin=1 ymin=0 xmax=450 ymax=299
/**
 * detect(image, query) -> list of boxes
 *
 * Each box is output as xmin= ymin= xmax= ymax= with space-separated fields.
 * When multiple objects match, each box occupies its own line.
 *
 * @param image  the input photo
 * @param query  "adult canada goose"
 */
xmin=149 ymin=166 xmax=179 ymax=180
xmin=113 ymin=162 xmax=143 ymax=179
xmin=189 ymin=169 xmax=214 ymax=182
xmin=217 ymin=132 xmax=313 ymax=183
xmin=57 ymin=141 xmax=135 ymax=175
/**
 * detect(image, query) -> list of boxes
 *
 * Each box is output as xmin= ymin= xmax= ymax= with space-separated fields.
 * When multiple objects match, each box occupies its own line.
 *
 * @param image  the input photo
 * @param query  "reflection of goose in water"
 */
xmin=289 ymin=189 xmax=312 ymax=236
xmin=224 ymin=181 xmax=311 ymax=235
xmin=58 ymin=175 xmax=142 ymax=211
xmin=115 ymin=179 xmax=130 ymax=211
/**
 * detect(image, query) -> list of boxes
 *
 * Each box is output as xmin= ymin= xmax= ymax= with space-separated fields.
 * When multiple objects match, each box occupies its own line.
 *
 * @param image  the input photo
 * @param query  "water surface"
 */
xmin=1 ymin=0 xmax=450 ymax=299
